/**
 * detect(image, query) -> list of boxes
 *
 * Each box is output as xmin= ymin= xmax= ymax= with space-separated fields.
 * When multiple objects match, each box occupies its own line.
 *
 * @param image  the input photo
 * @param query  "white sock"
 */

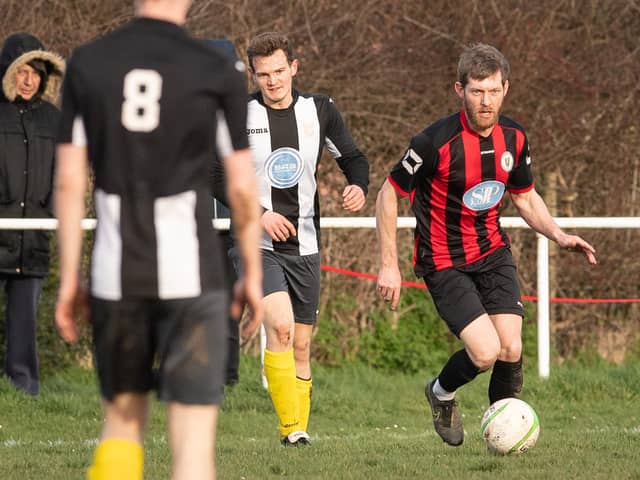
xmin=432 ymin=378 xmax=456 ymax=401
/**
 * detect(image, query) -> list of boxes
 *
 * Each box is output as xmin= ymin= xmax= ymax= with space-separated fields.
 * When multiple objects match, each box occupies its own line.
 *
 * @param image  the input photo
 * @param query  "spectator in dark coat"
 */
xmin=0 ymin=32 xmax=65 ymax=395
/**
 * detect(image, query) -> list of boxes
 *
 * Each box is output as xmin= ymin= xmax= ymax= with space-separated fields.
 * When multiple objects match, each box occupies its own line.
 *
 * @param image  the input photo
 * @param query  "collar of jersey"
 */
xmin=257 ymin=89 xmax=299 ymax=114
xmin=132 ymin=16 xmax=187 ymax=35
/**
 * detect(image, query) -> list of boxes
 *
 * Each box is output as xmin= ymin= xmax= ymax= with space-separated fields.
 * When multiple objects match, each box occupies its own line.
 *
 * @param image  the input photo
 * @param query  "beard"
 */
xmin=464 ymin=99 xmax=500 ymax=134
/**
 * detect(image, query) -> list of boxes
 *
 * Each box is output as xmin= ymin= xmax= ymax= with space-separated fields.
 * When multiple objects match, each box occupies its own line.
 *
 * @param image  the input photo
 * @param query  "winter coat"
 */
xmin=0 ymin=33 xmax=65 ymax=277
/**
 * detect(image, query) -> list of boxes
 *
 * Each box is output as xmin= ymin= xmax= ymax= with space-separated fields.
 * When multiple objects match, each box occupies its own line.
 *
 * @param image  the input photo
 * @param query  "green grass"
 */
xmin=1 ymin=357 xmax=639 ymax=479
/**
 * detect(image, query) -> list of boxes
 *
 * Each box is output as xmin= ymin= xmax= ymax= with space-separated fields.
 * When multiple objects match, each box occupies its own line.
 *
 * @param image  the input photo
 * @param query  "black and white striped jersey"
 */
xmin=247 ymin=90 xmax=368 ymax=255
xmin=57 ymin=17 xmax=249 ymax=300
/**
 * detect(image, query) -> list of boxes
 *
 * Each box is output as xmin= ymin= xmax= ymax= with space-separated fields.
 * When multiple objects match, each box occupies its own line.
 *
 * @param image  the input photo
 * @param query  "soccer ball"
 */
xmin=480 ymin=398 xmax=540 ymax=455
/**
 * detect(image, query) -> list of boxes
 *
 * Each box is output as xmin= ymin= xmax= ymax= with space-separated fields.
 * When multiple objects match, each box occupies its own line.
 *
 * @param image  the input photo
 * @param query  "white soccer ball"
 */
xmin=480 ymin=397 xmax=540 ymax=455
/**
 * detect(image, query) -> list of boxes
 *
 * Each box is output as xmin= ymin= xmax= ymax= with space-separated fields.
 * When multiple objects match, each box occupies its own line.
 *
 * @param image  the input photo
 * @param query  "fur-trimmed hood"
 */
xmin=0 ymin=32 xmax=65 ymax=104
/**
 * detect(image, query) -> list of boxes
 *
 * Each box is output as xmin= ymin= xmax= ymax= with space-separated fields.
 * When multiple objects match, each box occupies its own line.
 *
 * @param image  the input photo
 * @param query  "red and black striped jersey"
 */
xmin=388 ymin=110 xmax=534 ymax=276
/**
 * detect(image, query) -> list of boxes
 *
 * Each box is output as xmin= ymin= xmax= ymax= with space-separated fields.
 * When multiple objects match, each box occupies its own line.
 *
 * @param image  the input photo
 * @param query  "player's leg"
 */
xmin=88 ymin=297 xmax=155 ymax=480
xmin=423 ymin=267 xmax=500 ymax=446
xmin=88 ymin=394 xmax=149 ymax=480
xmin=287 ymin=252 xmax=320 ymax=437
xmin=229 ymin=247 xmax=302 ymax=444
xmin=262 ymin=290 xmax=300 ymax=442
xmin=476 ymin=248 xmax=526 ymax=404
xmin=488 ymin=314 xmax=523 ymax=403
xmin=156 ymin=290 xmax=228 ymax=478
xmin=259 ymin=250 xmax=305 ymax=443
xmin=168 ymin=403 xmax=218 ymax=480
xmin=293 ymin=323 xmax=313 ymax=433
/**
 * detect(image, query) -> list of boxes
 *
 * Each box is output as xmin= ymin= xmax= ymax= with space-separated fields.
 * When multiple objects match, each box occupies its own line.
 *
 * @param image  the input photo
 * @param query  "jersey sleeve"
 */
xmin=56 ymin=55 xmax=86 ymax=146
xmin=506 ymin=134 xmax=534 ymax=193
xmin=323 ymin=98 xmax=369 ymax=195
xmin=209 ymin=148 xmax=228 ymax=206
xmin=216 ymin=61 xmax=249 ymax=153
xmin=388 ymin=132 xmax=438 ymax=196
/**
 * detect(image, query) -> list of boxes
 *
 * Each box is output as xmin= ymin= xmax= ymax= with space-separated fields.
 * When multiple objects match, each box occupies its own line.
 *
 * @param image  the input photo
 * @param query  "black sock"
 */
xmin=489 ymin=357 xmax=523 ymax=404
xmin=437 ymin=349 xmax=482 ymax=392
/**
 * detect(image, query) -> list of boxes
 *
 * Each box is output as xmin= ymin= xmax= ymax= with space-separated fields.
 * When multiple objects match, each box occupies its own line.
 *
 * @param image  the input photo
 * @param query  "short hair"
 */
xmin=457 ymin=43 xmax=510 ymax=87
xmin=246 ymin=32 xmax=294 ymax=71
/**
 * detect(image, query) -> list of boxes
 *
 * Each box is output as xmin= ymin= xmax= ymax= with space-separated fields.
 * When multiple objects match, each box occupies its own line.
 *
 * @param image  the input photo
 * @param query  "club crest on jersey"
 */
xmin=401 ymin=148 xmax=423 ymax=175
xmin=265 ymin=147 xmax=305 ymax=189
xmin=462 ymin=180 xmax=505 ymax=211
xmin=500 ymin=151 xmax=514 ymax=172
xmin=303 ymin=122 xmax=316 ymax=138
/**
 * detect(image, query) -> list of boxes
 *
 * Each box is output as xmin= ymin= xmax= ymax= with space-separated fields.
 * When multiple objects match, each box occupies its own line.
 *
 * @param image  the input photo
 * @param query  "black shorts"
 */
xmin=90 ymin=290 xmax=228 ymax=405
xmin=423 ymin=248 xmax=524 ymax=337
xmin=230 ymin=248 xmax=320 ymax=325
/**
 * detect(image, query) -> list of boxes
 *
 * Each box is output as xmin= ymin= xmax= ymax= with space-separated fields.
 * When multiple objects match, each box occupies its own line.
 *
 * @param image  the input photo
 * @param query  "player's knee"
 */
xmin=470 ymin=344 xmax=500 ymax=371
xmin=499 ymin=339 xmax=522 ymax=362
xmin=272 ymin=322 xmax=293 ymax=347
xmin=293 ymin=337 xmax=310 ymax=359
xmin=475 ymin=353 xmax=499 ymax=371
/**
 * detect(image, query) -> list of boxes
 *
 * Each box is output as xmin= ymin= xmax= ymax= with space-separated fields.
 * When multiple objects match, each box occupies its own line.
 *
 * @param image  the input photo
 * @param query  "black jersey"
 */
xmin=389 ymin=110 xmax=533 ymax=276
xmin=247 ymin=90 xmax=368 ymax=255
xmin=57 ymin=17 xmax=249 ymax=300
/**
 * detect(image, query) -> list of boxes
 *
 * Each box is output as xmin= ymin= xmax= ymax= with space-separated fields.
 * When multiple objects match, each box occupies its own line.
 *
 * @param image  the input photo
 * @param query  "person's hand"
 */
xmin=342 ymin=185 xmax=365 ymax=212
xmin=377 ymin=265 xmax=402 ymax=310
xmin=55 ymin=283 xmax=89 ymax=343
xmin=231 ymin=278 xmax=263 ymax=338
xmin=261 ymin=210 xmax=296 ymax=242
xmin=556 ymin=233 xmax=597 ymax=265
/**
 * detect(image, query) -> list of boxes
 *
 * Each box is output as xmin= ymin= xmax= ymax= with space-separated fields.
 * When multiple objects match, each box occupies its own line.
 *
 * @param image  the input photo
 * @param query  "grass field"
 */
xmin=1 ymin=356 xmax=639 ymax=479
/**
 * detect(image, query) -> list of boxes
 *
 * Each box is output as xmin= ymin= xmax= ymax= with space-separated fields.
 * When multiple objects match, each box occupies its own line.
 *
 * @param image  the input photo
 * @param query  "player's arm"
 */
xmin=507 ymin=135 xmax=596 ymax=265
xmin=218 ymin=61 xmax=263 ymax=335
xmin=224 ymin=148 xmax=263 ymax=334
xmin=323 ymin=98 xmax=369 ymax=212
xmin=54 ymin=57 xmax=89 ymax=343
xmin=54 ymin=143 xmax=89 ymax=342
xmin=510 ymin=188 xmax=597 ymax=264
xmin=376 ymin=132 xmax=439 ymax=308
xmin=376 ymin=178 xmax=402 ymax=310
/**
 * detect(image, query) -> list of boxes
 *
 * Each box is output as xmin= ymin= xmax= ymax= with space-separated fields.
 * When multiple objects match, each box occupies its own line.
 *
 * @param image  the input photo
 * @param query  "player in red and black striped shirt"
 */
xmin=376 ymin=43 xmax=596 ymax=447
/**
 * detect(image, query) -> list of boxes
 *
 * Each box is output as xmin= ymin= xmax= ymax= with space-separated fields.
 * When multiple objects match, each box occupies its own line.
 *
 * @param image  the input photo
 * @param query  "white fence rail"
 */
xmin=2 ymin=216 xmax=639 ymax=378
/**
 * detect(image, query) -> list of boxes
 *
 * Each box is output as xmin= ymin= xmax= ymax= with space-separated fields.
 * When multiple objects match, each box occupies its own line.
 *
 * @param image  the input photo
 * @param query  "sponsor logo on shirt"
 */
xmin=462 ymin=180 xmax=505 ymax=211
xmin=265 ymin=147 xmax=305 ymax=189
xmin=303 ymin=121 xmax=316 ymax=138
xmin=247 ymin=127 xmax=269 ymax=135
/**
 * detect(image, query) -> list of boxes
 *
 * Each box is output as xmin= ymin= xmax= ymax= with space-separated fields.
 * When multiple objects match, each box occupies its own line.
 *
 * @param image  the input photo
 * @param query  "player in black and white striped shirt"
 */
xmin=240 ymin=31 xmax=369 ymax=447
xmin=54 ymin=1 xmax=262 ymax=478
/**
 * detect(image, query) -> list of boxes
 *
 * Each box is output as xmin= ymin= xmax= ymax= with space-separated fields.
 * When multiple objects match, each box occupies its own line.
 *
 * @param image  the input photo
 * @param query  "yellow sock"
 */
xmin=264 ymin=349 xmax=299 ymax=437
xmin=296 ymin=377 xmax=312 ymax=433
xmin=87 ymin=438 xmax=143 ymax=480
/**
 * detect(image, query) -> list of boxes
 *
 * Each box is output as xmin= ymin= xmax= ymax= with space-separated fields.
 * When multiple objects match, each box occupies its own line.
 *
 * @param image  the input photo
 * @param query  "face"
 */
xmin=15 ymin=64 xmax=41 ymax=101
xmin=251 ymin=49 xmax=298 ymax=109
xmin=455 ymin=71 xmax=509 ymax=136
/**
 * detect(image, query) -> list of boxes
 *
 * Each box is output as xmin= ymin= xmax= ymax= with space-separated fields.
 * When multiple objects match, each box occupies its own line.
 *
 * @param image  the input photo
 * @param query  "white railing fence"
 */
xmin=1 ymin=216 xmax=639 ymax=379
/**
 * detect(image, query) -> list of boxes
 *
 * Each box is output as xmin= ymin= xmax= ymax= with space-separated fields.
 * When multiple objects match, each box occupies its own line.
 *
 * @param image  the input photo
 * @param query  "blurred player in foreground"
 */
xmin=376 ymin=43 xmax=596 ymax=447
xmin=54 ymin=0 xmax=262 ymax=478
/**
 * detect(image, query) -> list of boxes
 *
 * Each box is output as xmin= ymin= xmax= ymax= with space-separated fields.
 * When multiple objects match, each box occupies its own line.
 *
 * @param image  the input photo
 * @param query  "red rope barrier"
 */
xmin=320 ymin=264 xmax=640 ymax=304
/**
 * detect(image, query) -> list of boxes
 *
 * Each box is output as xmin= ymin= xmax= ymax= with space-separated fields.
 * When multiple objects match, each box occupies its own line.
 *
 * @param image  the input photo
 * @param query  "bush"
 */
xmin=314 ymin=285 xmax=452 ymax=373
xmin=356 ymin=288 xmax=452 ymax=373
